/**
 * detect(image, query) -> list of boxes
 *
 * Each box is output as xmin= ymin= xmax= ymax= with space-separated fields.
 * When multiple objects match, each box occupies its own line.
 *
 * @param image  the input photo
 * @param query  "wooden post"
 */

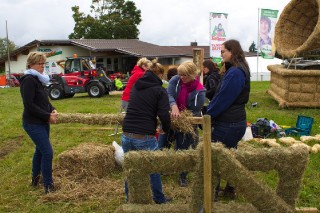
xmin=193 ymin=48 xmax=204 ymax=84
xmin=203 ymin=115 xmax=212 ymax=213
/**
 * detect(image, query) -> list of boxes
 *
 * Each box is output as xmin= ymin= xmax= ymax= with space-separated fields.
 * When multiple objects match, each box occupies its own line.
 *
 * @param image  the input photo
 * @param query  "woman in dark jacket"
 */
xmin=20 ymin=52 xmax=58 ymax=194
xmin=121 ymin=59 xmax=171 ymax=204
xmin=203 ymin=59 xmax=220 ymax=101
xmin=206 ymin=39 xmax=250 ymax=200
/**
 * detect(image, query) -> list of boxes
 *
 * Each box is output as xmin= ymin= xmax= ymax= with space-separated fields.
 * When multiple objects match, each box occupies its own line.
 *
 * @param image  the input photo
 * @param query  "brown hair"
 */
xmin=149 ymin=58 xmax=165 ymax=76
xmin=167 ymin=66 xmax=178 ymax=80
xmin=203 ymin=59 xmax=218 ymax=72
xmin=222 ymin=39 xmax=250 ymax=73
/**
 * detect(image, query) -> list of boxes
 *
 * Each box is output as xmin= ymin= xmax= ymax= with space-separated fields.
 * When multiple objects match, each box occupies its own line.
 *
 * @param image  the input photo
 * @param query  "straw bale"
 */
xmin=213 ymin=144 xmax=295 ymax=212
xmin=236 ymin=145 xmax=309 ymax=208
xmin=288 ymin=83 xmax=300 ymax=92
xmin=42 ymin=171 xmax=123 ymax=203
xmin=291 ymin=143 xmax=311 ymax=152
xmin=300 ymin=93 xmax=315 ymax=102
xmin=289 ymin=77 xmax=301 ymax=84
xmin=301 ymin=83 xmax=317 ymax=93
xmin=57 ymin=113 xmax=124 ymax=125
xmin=58 ymin=143 xmax=116 ymax=179
xmin=300 ymin=136 xmax=320 ymax=143
xmin=311 ymin=144 xmax=320 ymax=154
xmin=260 ymin=139 xmax=281 ymax=147
xmin=123 ymin=149 xmax=198 ymax=204
xmin=279 ymin=137 xmax=300 ymax=145
xmin=114 ymin=204 xmax=190 ymax=213
xmin=115 ymin=202 xmax=260 ymax=213
xmin=57 ymin=112 xmax=197 ymax=135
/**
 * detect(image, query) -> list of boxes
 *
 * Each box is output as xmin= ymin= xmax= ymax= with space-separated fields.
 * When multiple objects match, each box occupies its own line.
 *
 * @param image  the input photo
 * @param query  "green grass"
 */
xmin=0 ymin=82 xmax=319 ymax=212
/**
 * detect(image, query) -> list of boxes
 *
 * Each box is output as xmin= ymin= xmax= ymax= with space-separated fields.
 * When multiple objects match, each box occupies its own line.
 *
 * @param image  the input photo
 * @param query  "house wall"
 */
xmin=6 ymin=45 xmax=91 ymax=75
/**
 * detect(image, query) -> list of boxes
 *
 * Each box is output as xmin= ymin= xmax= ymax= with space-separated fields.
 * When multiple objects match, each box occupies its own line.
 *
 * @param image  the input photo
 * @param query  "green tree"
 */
xmin=69 ymin=0 xmax=141 ymax=39
xmin=0 ymin=37 xmax=17 ymax=58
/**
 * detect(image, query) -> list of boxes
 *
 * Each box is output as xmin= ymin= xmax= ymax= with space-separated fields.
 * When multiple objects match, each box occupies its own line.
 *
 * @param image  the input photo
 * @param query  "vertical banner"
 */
xmin=210 ymin=12 xmax=228 ymax=63
xmin=259 ymin=9 xmax=279 ymax=59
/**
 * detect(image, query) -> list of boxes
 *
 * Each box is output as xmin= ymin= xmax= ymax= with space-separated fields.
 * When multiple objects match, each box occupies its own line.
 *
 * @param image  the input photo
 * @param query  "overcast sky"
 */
xmin=0 ymin=0 xmax=290 ymax=51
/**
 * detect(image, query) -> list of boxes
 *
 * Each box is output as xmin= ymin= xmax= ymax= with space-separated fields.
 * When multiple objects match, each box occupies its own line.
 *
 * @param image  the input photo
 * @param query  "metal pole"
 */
xmin=6 ymin=20 xmax=11 ymax=87
xmin=257 ymin=8 xmax=260 ymax=81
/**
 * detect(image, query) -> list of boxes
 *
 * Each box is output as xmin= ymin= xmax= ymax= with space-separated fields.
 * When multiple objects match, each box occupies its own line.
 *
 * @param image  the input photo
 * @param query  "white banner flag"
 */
xmin=210 ymin=12 xmax=228 ymax=63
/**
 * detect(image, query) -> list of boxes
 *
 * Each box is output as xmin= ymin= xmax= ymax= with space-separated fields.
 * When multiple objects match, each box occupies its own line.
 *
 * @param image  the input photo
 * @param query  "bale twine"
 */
xmin=58 ymin=143 xmax=116 ymax=179
xmin=275 ymin=0 xmax=320 ymax=57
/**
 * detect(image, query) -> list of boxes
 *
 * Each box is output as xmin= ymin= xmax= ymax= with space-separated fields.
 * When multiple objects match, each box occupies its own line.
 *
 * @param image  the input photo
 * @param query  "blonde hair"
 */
xmin=137 ymin=57 xmax=151 ymax=69
xmin=149 ymin=58 xmax=164 ymax=76
xmin=177 ymin=61 xmax=198 ymax=80
xmin=26 ymin=52 xmax=46 ymax=69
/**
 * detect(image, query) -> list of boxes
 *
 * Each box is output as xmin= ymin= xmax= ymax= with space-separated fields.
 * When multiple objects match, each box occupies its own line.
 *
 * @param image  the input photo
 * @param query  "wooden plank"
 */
xmin=203 ymin=115 xmax=212 ymax=213
xmin=193 ymin=48 xmax=204 ymax=84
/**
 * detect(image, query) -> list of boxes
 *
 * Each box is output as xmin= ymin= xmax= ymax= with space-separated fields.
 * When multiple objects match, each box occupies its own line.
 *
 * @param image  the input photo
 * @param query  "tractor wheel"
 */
xmin=48 ymin=85 xmax=64 ymax=100
xmin=88 ymin=82 xmax=105 ymax=97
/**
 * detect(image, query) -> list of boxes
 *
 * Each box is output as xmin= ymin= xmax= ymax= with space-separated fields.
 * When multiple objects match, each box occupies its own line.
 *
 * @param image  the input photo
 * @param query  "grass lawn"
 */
xmin=0 ymin=81 xmax=319 ymax=212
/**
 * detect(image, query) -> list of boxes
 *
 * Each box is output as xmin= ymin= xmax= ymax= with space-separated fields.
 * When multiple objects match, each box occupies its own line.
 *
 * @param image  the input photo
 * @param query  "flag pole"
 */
xmin=257 ymin=8 xmax=260 ymax=81
xmin=6 ymin=20 xmax=11 ymax=86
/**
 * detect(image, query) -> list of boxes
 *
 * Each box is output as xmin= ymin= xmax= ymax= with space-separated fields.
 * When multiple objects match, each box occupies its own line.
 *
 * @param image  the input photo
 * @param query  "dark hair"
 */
xmin=222 ymin=39 xmax=250 ymax=73
xmin=260 ymin=16 xmax=271 ymax=32
xmin=167 ymin=67 xmax=178 ymax=80
xmin=203 ymin=59 xmax=218 ymax=73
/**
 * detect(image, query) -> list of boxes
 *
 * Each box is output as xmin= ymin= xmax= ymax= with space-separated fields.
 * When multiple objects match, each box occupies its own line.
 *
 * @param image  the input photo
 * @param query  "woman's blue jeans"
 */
xmin=121 ymin=133 xmax=166 ymax=204
xmin=211 ymin=120 xmax=246 ymax=192
xmin=211 ymin=120 xmax=247 ymax=148
xmin=23 ymin=122 xmax=53 ymax=187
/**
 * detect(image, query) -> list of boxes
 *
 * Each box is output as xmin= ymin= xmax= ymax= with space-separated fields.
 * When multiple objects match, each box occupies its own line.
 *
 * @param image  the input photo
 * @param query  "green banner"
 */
xmin=260 ymin=9 xmax=278 ymax=59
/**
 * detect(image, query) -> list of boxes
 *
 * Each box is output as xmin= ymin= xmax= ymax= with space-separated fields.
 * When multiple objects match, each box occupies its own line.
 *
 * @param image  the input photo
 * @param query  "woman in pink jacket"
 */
xmin=121 ymin=57 xmax=151 ymax=111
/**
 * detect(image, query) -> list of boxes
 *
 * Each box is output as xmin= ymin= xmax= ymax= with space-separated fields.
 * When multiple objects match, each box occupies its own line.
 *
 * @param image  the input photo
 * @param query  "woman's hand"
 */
xmin=171 ymin=104 xmax=180 ymax=118
xmin=49 ymin=111 xmax=58 ymax=124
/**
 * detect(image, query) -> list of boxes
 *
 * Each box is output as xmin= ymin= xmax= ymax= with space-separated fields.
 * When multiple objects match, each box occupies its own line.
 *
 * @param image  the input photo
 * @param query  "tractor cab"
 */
xmin=47 ymin=56 xmax=114 ymax=100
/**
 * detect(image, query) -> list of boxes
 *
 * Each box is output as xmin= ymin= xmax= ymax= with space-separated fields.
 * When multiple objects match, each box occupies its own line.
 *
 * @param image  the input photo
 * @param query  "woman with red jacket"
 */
xmin=121 ymin=58 xmax=151 ymax=111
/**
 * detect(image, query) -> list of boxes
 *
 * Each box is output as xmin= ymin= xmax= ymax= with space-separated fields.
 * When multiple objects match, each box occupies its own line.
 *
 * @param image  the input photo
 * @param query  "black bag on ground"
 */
xmin=251 ymin=118 xmax=271 ymax=138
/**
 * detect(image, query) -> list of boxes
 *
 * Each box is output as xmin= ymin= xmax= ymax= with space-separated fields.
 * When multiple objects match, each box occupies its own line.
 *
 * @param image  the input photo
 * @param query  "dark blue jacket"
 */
xmin=206 ymin=66 xmax=250 ymax=122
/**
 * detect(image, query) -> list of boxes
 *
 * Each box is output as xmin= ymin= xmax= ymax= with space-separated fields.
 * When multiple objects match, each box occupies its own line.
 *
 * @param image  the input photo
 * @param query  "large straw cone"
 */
xmin=275 ymin=0 xmax=320 ymax=58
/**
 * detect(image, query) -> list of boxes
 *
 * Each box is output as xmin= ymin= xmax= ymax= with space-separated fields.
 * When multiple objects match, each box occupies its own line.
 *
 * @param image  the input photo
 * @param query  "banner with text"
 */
xmin=259 ymin=9 xmax=279 ymax=59
xmin=210 ymin=12 xmax=228 ymax=63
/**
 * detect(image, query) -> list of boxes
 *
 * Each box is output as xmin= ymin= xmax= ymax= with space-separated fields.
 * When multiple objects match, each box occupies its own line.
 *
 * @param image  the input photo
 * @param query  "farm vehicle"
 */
xmin=46 ymin=56 xmax=114 ymax=100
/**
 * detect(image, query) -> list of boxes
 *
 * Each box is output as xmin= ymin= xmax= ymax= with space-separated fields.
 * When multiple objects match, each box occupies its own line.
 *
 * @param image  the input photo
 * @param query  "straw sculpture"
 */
xmin=267 ymin=65 xmax=320 ymax=108
xmin=116 ymin=142 xmax=309 ymax=212
xmin=275 ymin=0 xmax=320 ymax=57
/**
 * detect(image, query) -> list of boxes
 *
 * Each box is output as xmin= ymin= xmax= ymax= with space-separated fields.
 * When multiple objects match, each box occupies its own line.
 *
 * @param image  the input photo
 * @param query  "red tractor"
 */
xmin=47 ymin=57 xmax=114 ymax=100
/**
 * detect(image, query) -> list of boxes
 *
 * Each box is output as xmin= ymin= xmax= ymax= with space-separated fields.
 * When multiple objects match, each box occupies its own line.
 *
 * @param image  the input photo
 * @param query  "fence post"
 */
xmin=203 ymin=115 xmax=212 ymax=212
